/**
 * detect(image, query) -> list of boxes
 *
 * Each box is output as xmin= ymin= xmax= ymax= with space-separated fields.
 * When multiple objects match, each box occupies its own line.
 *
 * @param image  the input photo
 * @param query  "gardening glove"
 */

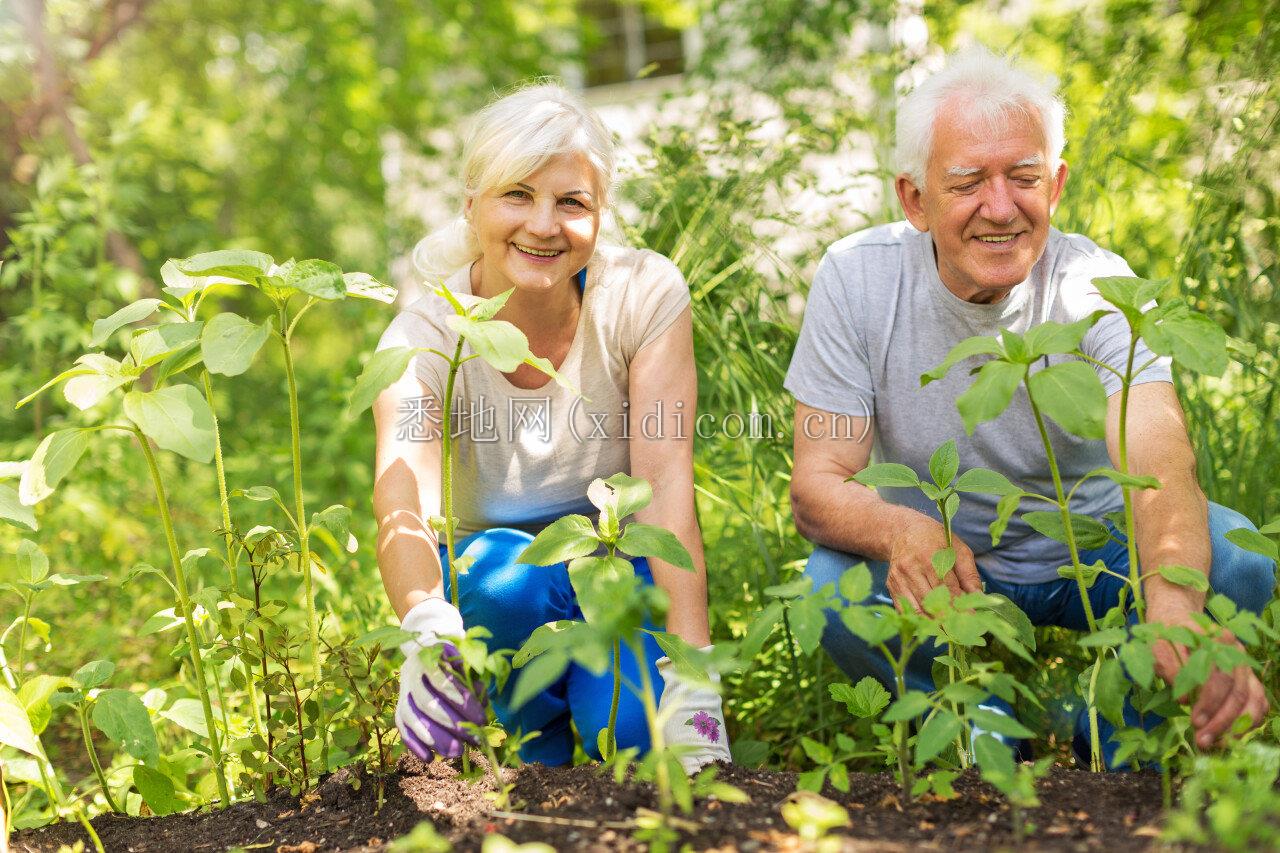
xmin=395 ymin=597 xmax=487 ymax=761
xmin=657 ymin=646 xmax=732 ymax=774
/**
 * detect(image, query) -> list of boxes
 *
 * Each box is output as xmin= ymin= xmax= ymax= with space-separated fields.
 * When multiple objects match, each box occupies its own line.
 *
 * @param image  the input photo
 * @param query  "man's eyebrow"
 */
xmin=1013 ymin=154 xmax=1044 ymax=168
xmin=945 ymin=166 xmax=982 ymax=177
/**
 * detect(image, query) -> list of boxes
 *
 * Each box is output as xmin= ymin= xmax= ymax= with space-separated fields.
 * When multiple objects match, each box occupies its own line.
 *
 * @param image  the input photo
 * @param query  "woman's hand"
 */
xmin=657 ymin=647 xmax=732 ymax=774
xmin=395 ymin=598 xmax=487 ymax=760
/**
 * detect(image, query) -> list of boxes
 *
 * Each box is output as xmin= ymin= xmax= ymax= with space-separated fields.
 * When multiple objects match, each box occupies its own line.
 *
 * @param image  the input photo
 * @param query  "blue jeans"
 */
xmin=439 ymin=528 xmax=665 ymax=766
xmin=805 ymin=502 xmax=1276 ymax=769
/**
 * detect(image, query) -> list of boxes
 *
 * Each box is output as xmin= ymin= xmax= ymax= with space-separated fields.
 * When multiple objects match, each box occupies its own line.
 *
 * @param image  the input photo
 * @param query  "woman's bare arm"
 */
xmin=373 ymin=367 xmax=446 ymax=620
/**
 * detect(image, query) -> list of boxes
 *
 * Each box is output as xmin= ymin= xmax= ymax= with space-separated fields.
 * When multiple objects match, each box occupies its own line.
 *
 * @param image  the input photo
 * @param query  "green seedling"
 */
xmin=922 ymin=276 xmax=1233 ymax=770
xmin=512 ymin=472 xmax=701 ymax=818
xmin=1163 ymin=740 xmax=1280 ymax=851
xmin=973 ymin=733 xmax=1053 ymax=846
xmin=780 ymin=790 xmax=851 ymax=853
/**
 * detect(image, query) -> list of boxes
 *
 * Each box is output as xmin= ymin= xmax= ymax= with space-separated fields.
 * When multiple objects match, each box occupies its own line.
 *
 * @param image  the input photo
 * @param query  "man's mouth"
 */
xmin=514 ymin=243 xmax=564 ymax=258
xmin=975 ymin=234 xmax=1018 ymax=244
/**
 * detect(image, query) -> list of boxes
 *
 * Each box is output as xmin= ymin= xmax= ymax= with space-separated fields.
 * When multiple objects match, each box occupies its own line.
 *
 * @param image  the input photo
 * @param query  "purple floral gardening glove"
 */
xmin=657 ymin=645 xmax=733 ymax=774
xmin=395 ymin=597 xmax=487 ymax=760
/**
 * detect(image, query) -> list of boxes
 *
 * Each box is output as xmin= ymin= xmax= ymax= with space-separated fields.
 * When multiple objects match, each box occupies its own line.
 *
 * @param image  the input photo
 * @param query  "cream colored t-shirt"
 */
xmin=376 ymin=244 xmax=691 ymax=538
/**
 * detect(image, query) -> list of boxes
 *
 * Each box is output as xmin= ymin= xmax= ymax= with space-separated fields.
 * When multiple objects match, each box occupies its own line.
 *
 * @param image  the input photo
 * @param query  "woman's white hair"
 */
xmin=895 ymin=46 xmax=1067 ymax=188
xmin=414 ymin=81 xmax=615 ymax=279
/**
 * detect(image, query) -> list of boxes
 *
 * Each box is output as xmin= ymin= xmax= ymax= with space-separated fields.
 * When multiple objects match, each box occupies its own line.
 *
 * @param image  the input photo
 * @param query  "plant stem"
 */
xmin=134 ymin=427 xmax=231 ymax=805
xmin=280 ymin=653 xmax=309 ymax=783
xmin=630 ymin=636 xmax=671 ymax=813
xmin=74 ymin=807 xmax=106 ymax=853
xmin=15 ymin=596 xmax=32 ymax=684
xmin=893 ymin=659 xmax=914 ymax=803
xmin=441 ymin=338 xmax=465 ymax=610
xmin=79 ymin=705 xmax=121 ymax=813
xmin=279 ymin=308 xmax=318 ymax=675
xmin=606 ymin=639 xmax=622 ymax=760
xmin=1116 ymin=336 xmax=1145 ymax=622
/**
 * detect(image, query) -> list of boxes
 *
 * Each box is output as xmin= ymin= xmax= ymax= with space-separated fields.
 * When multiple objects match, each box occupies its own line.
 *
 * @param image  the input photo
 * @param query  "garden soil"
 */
xmin=12 ymin=757 xmax=1168 ymax=852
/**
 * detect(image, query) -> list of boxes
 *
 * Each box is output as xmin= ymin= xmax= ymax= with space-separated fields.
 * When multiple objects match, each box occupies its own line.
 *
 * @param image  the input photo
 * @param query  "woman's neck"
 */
xmin=470 ymin=260 xmax=581 ymax=337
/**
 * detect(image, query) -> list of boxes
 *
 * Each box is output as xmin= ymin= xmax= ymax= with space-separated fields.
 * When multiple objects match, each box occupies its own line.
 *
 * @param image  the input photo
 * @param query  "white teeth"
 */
xmin=978 ymin=235 xmax=1015 ymax=243
xmin=515 ymin=244 xmax=561 ymax=257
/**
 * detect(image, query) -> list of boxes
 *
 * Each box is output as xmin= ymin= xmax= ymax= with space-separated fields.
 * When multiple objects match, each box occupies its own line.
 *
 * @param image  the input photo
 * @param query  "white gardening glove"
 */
xmin=394 ymin=597 xmax=487 ymax=761
xmin=657 ymin=645 xmax=732 ymax=774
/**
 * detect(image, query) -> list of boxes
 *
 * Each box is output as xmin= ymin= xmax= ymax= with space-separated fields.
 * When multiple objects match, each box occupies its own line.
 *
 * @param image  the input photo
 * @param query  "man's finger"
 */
xmin=955 ymin=551 xmax=982 ymax=593
xmin=1244 ymin=676 xmax=1269 ymax=733
xmin=1194 ymin=668 xmax=1247 ymax=748
xmin=940 ymin=566 xmax=962 ymax=597
xmin=1190 ymin=668 xmax=1233 ymax=731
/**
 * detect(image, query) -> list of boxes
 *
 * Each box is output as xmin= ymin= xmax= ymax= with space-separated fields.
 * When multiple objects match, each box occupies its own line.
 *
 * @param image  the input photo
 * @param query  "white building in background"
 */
xmin=383 ymin=1 xmax=937 ymax=303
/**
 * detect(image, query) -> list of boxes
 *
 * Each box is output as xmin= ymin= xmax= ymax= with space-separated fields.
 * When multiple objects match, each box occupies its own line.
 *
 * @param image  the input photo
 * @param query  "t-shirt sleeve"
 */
xmin=1070 ymin=249 xmax=1173 ymax=396
xmin=783 ymin=251 xmax=876 ymax=416
xmin=375 ymin=300 xmax=451 ymax=401
xmin=625 ymin=251 xmax=692 ymax=358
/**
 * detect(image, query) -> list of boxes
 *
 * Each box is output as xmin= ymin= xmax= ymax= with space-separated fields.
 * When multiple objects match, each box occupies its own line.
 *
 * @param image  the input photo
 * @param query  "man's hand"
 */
xmin=886 ymin=516 xmax=982 ymax=612
xmin=1150 ymin=611 xmax=1268 ymax=749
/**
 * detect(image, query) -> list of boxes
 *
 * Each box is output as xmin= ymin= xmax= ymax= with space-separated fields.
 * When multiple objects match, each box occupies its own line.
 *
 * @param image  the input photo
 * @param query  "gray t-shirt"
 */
xmin=784 ymin=222 xmax=1172 ymax=583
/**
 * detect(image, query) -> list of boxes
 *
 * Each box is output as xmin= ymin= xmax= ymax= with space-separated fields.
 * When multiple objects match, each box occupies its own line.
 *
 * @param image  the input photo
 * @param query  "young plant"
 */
xmin=922 ymin=277 xmax=1233 ymax=769
xmin=511 ymin=472 xmax=699 ymax=816
xmin=973 ymin=733 xmax=1053 ymax=846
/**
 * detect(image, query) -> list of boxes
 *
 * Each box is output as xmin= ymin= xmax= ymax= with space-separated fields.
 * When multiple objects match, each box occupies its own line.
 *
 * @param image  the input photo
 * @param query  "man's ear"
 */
xmin=1048 ymin=159 xmax=1069 ymax=215
xmin=895 ymin=174 xmax=930 ymax=232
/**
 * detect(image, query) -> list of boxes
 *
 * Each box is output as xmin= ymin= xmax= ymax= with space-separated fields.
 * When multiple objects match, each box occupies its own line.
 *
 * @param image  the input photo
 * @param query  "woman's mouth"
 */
xmin=514 ymin=243 xmax=564 ymax=259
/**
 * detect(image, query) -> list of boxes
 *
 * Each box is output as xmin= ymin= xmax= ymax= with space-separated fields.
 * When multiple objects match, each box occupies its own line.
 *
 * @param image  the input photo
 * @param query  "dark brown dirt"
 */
xmin=11 ymin=758 xmax=1169 ymax=852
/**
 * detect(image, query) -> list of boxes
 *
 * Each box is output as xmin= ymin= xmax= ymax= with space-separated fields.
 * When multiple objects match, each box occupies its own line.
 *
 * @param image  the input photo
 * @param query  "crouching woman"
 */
xmin=371 ymin=84 xmax=729 ymax=772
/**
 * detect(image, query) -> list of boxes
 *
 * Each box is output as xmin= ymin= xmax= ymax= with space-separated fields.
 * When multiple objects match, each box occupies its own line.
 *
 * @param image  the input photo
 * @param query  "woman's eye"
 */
xmin=560 ymin=197 xmax=585 ymax=208
xmin=504 ymin=189 xmax=530 ymax=200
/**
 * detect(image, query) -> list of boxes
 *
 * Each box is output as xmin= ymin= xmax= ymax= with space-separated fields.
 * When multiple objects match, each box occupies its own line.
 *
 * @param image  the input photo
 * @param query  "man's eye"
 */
xmin=955 ymin=182 xmax=979 ymax=192
xmin=1014 ymin=176 xmax=1041 ymax=187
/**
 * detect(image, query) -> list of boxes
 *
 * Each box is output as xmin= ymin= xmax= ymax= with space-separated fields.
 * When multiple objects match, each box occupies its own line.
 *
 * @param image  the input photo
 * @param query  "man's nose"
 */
xmin=526 ymin=201 xmax=560 ymax=238
xmin=980 ymin=177 xmax=1017 ymax=224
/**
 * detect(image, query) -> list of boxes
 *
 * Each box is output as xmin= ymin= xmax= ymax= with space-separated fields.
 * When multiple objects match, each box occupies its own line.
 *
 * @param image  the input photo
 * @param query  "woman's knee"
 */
xmin=451 ymin=528 xmax=571 ymax=645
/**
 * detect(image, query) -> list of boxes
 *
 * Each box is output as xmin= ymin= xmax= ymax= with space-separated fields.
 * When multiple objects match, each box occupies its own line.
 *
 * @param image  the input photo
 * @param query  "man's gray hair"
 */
xmin=895 ymin=46 xmax=1067 ymax=187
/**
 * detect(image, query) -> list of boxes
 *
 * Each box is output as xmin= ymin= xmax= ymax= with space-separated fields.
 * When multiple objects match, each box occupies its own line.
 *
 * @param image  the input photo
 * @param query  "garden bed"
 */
xmin=12 ymin=757 xmax=1168 ymax=852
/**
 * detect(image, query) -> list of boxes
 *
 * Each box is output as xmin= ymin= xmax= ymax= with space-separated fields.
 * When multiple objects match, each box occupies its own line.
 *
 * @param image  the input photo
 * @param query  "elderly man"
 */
xmin=785 ymin=47 xmax=1276 ymax=767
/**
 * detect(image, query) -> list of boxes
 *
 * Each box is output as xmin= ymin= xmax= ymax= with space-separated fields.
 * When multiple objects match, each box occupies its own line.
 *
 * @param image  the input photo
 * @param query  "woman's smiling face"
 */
xmin=466 ymin=152 xmax=601 ymax=294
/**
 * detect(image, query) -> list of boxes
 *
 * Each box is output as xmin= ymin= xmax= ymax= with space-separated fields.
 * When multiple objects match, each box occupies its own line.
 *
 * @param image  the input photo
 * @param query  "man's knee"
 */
xmin=804 ymin=544 xmax=884 ymax=606
xmin=1208 ymin=506 xmax=1278 ymax=615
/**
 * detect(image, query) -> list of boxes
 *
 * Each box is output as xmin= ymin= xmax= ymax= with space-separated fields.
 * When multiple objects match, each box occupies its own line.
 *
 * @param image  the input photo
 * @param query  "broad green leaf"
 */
xmin=931 ymin=547 xmax=956 ymax=578
xmin=1083 ymin=467 xmax=1160 ymax=491
xmin=829 ymin=676 xmax=890 ymax=718
xmin=92 ymin=689 xmax=159 ymax=765
xmin=202 ymin=313 xmax=272 ymax=376
xmin=1157 ymin=565 xmax=1210 ymax=592
xmin=1094 ymin=658 xmax=1129 ymax=726
xmin=18 ymin=539 xmax=48 ymax=583
xmin=1091 ymin=276 xmax=1166 ymax=325
xmin=73 ymin=659 xmax=115 ymax=690
xmin=882 ymin=691 xmax=930 ymax=722
xmin=1259 ymin=519 xmax=1280 ymax=536
xmin=130 ymin=322 xmax=204 ymax=368
xmin=920 ymin=335 xmax=1003 ymax=386
xmin=159 ymin=698 xmax=210 ymax=738
xmin=840 ymin=605 xmax=897 ymax=646
xmin=18 ymin=674 xmax=74 ymax=736
xmin=838 ymin=563 xmax=872 ymax=603
xmin=470 ymin=287 xmax=513 ymax=321
xmin=342 ymin=272 xmax=396 ymax=303
xmin=1225 ymin=528 xmax=1278 ymax=560
xmin=1140 ymin=302 xmax=1228 ymax=377
xmin=1024 ymin=511 xmax=1111 ymax=549
xmin=915 ymin=709 xmax=962 ymax=766
xmin=616 ymin=523 xmax=693 ymax=570
xmin=649 ymin=631 xmax=713 ymax=685
xmin=928 ymin=440 xmax=959 ymax=488
xmin=347 ymin=346 xmax=416 ymax=418
xmin=1076 ymin=627 xmax=1127 ymax=649
xmin=285 ymin=258 xmax=345 ymax=300
xmin=177 ymin=249 xmax=274 ymax=283
xmin=1120 ymin=641 xmax=1155 ymax=690
xmin=567 ymin=555 xmax=637 ymax=627
xmin=800 ymin=736 xmax=833 ymax=765
xmin=990 ymin=491 xmax=1025 ymax=546
xmin=15 ymin=365 xmax=96 ymax=409
xmin=63 ymin=372 xmax=130 ymax=410
xmin=1027 ymin=361 xmax=1106 ymax=439
xmin=973 ymin=734 xmax=1014 ymax=782
xmin=730 ymin=739 xmax=770 ymax=767
xmin=509 ymin=650 xmax=569 ymax=711
xmin=787 ymin=595 xmax=828 ymax=656
xmin=353 ymin=625 xmax=418 ymax=650
xmin=591 ymin=473 xmax=653 ymax=519
xmin=954 ymin=467 xmax=1017 ymax=495
xmin=957 ymin=360 xmax=1024 ymax=434
xmin=780 ymin=791 xmax=850 ymax=837
xmin=1056 ymin=560 xmax=1106 ymax=587
xmin=0 ymin=683 xmax=40 ymax=756
xmin=850 ymin=463 xmax=919 ymax=489
xmin=1023 ymin=312 xmax=1108 ymax=359
xmin=20 ymin=429 xmax=90 ymax=505
xmin=446 ymin=315 xmax=529 ymax=372
xmin=0 ymin=484 xmax=37 ymax=530
xmin=518 ymin=514 xmax=599 ymax=565
xmin=90 ymin=298 xmax=162 ymax=347
xmin=967 ymin=707 xmax=1034 ymax=739
xmin=1001 ymin=330 xmax=1030 ymax=364
xmin=512 ymin=621 xmax=576 ymax=668
xmin=738 ymin=601 xmax=783 ymax=663
xmin=123 ymin=385 xmax=216 ymax=463
xmin=133 ymin=765 xmax=182 ymax=815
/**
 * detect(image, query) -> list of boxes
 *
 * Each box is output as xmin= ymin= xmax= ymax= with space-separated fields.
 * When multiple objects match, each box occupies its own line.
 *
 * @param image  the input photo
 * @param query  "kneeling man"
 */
xmin=785 ymin=47 xmax=1275 ymax=766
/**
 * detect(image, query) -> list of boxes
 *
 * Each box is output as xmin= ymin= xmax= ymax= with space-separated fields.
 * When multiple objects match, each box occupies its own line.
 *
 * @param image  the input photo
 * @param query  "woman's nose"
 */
xmin=525 ymin=202 xmax=560 ymax=238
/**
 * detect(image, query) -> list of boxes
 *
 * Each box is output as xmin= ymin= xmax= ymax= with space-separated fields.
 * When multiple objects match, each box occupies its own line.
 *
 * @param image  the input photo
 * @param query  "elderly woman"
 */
xmin=372 ymin=84 xmax=729 ymax=772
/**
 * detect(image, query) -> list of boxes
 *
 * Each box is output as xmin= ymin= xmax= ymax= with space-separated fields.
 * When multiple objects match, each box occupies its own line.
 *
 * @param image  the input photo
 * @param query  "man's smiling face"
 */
xmin=896 ymin=98 xmax=1068 ymax=304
